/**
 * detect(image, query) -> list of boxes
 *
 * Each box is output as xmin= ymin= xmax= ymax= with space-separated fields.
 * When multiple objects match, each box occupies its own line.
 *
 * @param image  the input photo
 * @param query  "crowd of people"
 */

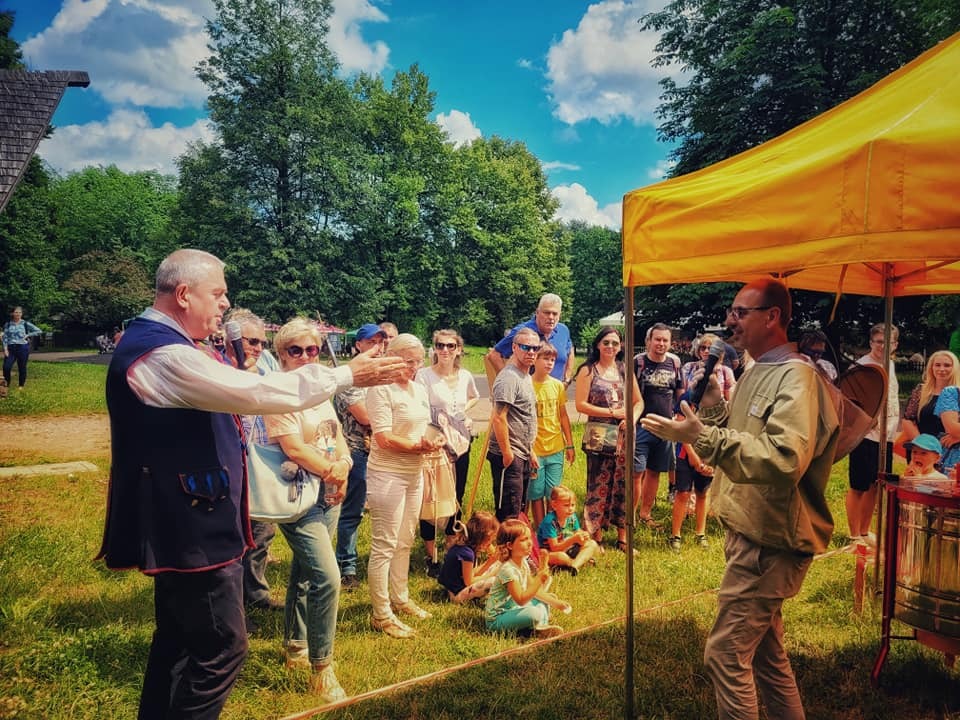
xmin=96 ymin=248 xmax=960 ymax=719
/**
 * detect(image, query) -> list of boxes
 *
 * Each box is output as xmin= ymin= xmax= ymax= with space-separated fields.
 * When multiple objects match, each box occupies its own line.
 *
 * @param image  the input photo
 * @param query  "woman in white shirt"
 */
xmin=415 ymin=328 xmax=479 ymax=574
xmin=366 ymin=334 xmax=445 ymax=638
xmin=264 ymin=318 xmax=352 ymax=702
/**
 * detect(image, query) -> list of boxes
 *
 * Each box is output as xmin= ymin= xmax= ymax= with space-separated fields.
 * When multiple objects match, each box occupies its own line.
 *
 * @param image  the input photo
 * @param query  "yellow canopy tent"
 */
xmin=622 ymin=31 xmax=960 ymax=296
xmin=617 ymin=32 xmax=960 ymax=717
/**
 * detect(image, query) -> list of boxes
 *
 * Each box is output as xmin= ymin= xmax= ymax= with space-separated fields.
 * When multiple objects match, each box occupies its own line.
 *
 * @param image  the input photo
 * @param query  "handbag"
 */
xmin=420 ymin=449 xmax=458 ymax=524
xmin=246 ymin=442 xmax=322 ymax=523
xmin=581 ymin=420 xmax=621 ymax=455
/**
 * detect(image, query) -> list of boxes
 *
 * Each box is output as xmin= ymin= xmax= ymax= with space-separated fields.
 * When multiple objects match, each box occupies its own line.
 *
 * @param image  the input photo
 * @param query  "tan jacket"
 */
xmin=694 ymin=344 xmax=839 ymax=555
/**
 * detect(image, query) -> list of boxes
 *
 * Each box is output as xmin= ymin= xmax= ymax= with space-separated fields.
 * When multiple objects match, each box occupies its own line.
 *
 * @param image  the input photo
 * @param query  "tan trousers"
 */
xmin=704 ymin=529 xmax=812 ymax=720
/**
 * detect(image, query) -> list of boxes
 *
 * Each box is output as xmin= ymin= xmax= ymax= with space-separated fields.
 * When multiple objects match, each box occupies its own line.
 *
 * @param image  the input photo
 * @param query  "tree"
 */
xmin=50 ymin=166 xmax=178 ymax=270
xmin=1 ymin=9 xmax=23 ymax=69
xmin=181 ymin=0 xmax=363 ymax=324
xmin=0 ymin=157 xmax=64 ymax=321
xmin=60 ymin=250 xmax=153 ymax=330
xmin=446 ymin=137 xmax=569 ymax=344
xmin=567 ymin=222 xmax=621 ymax=343
xmin=341 ymin=66 xmax=461 ymax=335
xmin=0 ymin=10 xmax=63 ymax=321
xmin=643 ymin=0 xmax=960 ymax=177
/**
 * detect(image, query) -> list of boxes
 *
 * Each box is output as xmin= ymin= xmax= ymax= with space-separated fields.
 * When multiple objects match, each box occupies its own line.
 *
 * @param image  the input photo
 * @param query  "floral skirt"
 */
xmin=583 ymin=451 xmax=627 ymax=534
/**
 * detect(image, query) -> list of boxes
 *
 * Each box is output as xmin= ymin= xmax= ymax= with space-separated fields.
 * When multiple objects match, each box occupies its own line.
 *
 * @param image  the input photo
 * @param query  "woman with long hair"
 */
xmin=573 ymin=326 xmax=643 ymax=553
xmin=415 ymin=328 xmax=479 ymax=575
xmin=903 ymin=350 xmax=960 ymax=472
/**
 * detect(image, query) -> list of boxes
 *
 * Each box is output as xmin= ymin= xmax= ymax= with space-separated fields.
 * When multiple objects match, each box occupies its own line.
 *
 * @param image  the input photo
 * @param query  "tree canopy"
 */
xmin=642 ymin=0 xmax=960 ymax=177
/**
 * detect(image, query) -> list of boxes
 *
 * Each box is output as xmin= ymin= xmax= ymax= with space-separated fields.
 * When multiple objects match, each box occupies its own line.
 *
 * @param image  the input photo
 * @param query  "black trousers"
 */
xmin=139 ymin=562 xmax=248 ymax=720
xmin=487 ymin=451 xmax=532 ymax=522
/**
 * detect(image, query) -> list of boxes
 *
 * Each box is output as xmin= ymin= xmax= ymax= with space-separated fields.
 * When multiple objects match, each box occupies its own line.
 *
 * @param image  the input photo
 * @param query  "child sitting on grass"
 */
xmin=536 ymin=485 xmax=598 ymax=575
xmin=485 ymin=518 xmax=570 ymax=638
xmin=437 ymin=511 xmax=501 ymax=603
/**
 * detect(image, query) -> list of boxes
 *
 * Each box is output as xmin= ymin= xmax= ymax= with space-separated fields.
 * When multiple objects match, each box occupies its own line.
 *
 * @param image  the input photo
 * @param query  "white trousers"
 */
xmin=366 ymin=468 xmax=423 ymax=622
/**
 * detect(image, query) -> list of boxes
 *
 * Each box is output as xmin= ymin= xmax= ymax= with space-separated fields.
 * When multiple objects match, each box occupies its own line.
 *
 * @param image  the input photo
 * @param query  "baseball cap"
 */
xmin=905 ymin=434 xmax=943 ymax=456
xmin=355 ymin=323 xmax=387 ymax=341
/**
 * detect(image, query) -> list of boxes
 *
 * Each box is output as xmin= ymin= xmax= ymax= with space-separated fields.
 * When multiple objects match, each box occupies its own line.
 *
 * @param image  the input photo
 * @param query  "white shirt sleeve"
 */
xmin=127 ymin=343 xmax=354 ymax=415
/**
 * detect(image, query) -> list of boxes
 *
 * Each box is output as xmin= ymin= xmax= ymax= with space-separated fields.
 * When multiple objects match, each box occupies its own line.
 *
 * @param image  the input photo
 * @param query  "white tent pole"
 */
xmin=623 ymin=285 xmax=636 ymax=719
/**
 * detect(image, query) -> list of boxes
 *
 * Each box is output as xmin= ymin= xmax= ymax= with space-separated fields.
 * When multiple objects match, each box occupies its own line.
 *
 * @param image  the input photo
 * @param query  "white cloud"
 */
xmin=551 ymin=183 xmax=621 ymax=229
xmin=328 ymin=0 xmax=390 ymax=75
xmin=21 ymin=0 xmax=212 ymax=108
xmin=542 ymin=161 xmax=581 ymax=172
xmin=38 ymin=109 xmax=214 ymax=177
xmin=516 ymin=58 xmax=535 ymax=71
xmin=546 ymin=0 xmax=673 ymax=126
xmin=20 ymin=0 xmax=390 ymax=108
xmin=647 ymin=158 xmax=674 ymax=179
xmin=436 ymin=110 xmax=482 ymax=148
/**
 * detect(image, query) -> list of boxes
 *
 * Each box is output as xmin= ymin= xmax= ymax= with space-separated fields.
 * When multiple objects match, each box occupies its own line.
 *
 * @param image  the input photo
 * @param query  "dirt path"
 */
xmin=0 ymin=414 xmax=110 ymax=463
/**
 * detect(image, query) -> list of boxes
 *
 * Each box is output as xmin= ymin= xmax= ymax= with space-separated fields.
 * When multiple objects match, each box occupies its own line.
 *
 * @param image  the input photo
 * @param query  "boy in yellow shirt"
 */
xmin=529 ymin=343 xmax=575 ymax=529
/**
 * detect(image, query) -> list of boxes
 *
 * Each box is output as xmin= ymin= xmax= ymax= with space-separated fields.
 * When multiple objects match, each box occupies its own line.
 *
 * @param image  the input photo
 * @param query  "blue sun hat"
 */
xmin=905 ymin=434 xmax=943 ymax=457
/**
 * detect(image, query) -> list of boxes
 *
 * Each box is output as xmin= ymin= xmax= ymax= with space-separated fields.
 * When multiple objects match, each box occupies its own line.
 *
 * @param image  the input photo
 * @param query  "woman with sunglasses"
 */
xmin=573 ymin=326 xmax=643 ymax=553
xmin=365 ymin=333 xmax=446 ymax=638
xmin=681 ymin=333 xmax=736 ymax=401
xmin=263 ymin=318 xmax=351 ymax=702
xmin=415 ymin=329 xmax=480 ymax=575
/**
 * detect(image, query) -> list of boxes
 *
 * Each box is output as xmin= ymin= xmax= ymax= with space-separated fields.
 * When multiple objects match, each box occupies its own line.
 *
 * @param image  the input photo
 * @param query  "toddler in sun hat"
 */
xmin=903 ymin=434 xmax=949 ymax=482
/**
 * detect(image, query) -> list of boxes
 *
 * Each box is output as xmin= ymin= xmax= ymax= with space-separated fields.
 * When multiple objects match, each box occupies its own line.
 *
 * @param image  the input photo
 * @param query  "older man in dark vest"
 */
xmin=98 ymin=248 xmax=404 ymax=719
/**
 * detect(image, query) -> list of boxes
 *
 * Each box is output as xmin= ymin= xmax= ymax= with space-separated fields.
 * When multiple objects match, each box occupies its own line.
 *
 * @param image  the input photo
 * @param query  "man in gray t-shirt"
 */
xmin=487 ymin=327 xmax=539 ymax=521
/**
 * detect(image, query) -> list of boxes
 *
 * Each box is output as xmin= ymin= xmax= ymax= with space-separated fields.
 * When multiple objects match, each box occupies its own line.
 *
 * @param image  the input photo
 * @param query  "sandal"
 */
xmin=638 ymin=516 xmax=663 ymax=531
xmin=617 ymin=540 xmax=640 ymax=556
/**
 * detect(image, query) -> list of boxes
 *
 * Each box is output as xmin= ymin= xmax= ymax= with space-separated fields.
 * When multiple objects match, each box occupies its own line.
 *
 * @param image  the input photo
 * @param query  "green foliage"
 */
xmin=49 ymin=166 xmax=179 ymax=271
xmin=0 ymin=9 xmax=23 ymax=70
xmin=0 ymin=158 xmax=66 ymax=320
xmin=60 ymin=250 xmax=153 ymax=331
xmin=567 ymin=222 xmax=622 ymax=342
xmin=447 ymin=137 xmax=569 ymax=343
xmin=642 ymin=0 xmax=960 ymax=177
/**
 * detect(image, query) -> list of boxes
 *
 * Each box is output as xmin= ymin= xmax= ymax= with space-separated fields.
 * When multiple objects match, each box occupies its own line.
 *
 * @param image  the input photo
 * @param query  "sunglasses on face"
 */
xmin=435 ymin=342 xmax=458 ymax=350
xmin=243 ymin=337 xmax=265 ymax=347
xmin=286 ymin=344 xmax=320 ymax=359
xmin=601 ymin=340 xmax=620 ymax=347
xmin=516 ymin=343 xmax=541 ymax=353
xmin=726 ymin=305 xmax=772 ymax=319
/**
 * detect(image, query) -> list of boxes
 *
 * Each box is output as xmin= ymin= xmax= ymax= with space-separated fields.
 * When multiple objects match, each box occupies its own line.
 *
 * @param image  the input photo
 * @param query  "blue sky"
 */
xmin=8 ymin=0 xmax=677 ymax=229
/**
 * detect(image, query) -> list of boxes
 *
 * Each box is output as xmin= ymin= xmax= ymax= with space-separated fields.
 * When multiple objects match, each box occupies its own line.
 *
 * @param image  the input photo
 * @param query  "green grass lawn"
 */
xmin=0 ymin=360 xmax=107 ymax=416
xmin=1 ymin=361 xmax=957 ymax=719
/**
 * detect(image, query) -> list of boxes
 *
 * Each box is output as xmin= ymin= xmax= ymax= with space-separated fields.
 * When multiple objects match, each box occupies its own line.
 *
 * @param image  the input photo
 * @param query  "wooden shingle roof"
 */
xmin=0 ymin=69 xmax=90 ymax=214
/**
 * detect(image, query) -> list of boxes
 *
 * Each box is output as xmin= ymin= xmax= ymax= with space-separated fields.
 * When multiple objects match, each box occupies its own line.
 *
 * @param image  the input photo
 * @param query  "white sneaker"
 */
xmin=284 ymin=644 xmax=310 ymax=669
xmin=392 ymin=600 xmax=432 ymax=619
xmin=309 ymin=662 xmax=347 ymax=704
xmin=371 ymin=615 xmax=415 ymax=639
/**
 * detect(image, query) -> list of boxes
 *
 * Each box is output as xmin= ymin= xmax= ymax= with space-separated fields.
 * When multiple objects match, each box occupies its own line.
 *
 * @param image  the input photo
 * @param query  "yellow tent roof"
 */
xmin=622 ymin=32 xmax=960 ymax=297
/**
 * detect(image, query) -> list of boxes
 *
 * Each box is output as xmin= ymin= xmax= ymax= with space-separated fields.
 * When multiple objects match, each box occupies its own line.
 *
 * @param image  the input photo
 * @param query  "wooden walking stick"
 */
xmin=464 ymin=351 xmax=501 ymax=517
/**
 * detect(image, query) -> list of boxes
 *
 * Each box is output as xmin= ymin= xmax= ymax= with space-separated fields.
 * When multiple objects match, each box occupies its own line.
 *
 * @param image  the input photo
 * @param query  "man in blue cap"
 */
xmin=333 ymin=323 xmax=389 ymax=590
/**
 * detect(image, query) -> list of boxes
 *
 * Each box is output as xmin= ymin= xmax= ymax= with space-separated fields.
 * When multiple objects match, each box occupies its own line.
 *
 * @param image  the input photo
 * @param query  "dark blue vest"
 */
xmin=98 ymin=317 xmax=251 ymax=574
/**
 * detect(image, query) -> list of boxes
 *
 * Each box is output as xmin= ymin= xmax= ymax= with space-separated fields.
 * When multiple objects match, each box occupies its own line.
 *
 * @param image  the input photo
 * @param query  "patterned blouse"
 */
xmin=2 ymin=319 xmax=42 ymax=349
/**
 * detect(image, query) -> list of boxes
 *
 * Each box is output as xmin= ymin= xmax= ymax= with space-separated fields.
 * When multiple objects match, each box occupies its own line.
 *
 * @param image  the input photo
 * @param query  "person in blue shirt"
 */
xmin=2 ymin=306 xmax=43 ymax=390
xmin=485 ymin=294 xmax=574 ymax=384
